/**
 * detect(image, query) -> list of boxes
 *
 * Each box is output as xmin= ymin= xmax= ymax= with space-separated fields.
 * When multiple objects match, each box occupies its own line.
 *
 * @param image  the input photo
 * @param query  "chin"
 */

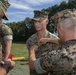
xmin=36 ymin=30 xmax=41 ymax=32
xmin=36 ymin=28 xmax=41 ymax=31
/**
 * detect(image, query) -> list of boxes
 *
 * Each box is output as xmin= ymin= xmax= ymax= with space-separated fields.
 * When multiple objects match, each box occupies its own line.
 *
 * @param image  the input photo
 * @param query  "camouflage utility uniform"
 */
xmin=35 ymin=39 xmax=76 ymax=75
xmin=0 ymin=24 xmax=13 ymax=60
xmin=26 ymin=30 xmax=58 ymax=75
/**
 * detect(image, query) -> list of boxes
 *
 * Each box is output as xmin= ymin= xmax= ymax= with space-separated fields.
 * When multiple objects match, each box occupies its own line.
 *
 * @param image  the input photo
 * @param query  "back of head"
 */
xmin=61 ymin=17 xmax=76 ymax=30
xmin=52 ymin=9 xmax=76 ymax=42
xmin=52 ymin=9 xmax=76 ymax=29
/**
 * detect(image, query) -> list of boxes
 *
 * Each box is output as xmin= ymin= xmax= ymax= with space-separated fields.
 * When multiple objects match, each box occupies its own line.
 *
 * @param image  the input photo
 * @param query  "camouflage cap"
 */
xmin=51 ymin=9 xmax=76 ymax=24
xmin=1 ymin=0 xmax=10 ymax=8
xmin=32 ymin=10 xmax=48 ymax=21
xmin=0 ymin=0 xmax=10 ymax=20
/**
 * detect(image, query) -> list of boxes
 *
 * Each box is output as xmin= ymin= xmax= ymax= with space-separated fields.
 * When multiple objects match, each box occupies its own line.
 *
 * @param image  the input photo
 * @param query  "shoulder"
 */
xmin=61 ymin=40 xmax=76 ymax=57
xmin=1 ymin=24 xmax=13 ymax=35
xmin=56 ymin=40 xmax=76 ymax=74
xmin=48 ymin=31 xmax=58 ymax=38
xmin=1 ymin=24 xmax=11 ymax=30
xmin=26 ymin=33 xmax=36 ymax=44
xmin=26 ymin=33 xmax=37 ymax=50
xmin=62 ymin=40 xmax=76 ymax=49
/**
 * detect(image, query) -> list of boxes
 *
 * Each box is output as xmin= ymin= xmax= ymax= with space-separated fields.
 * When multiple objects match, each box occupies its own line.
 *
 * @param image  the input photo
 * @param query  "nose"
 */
xmin=35 ymin=22 xmax=39 ymax=26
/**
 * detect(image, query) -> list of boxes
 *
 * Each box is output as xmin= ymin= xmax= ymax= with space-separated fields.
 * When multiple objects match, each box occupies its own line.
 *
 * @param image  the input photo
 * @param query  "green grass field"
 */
xmin=9 ymin=43 xmax=29 ymax=75
xmin=11 ymin=43 xmax=28 ymax=59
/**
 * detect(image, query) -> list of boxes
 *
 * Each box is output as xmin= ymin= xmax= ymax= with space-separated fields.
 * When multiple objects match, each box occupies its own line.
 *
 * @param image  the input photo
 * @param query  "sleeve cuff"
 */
xmin=34 ymin=58 xmax=47 ymax=74
xmin=4 ymin=35 xmax=13 ymax=40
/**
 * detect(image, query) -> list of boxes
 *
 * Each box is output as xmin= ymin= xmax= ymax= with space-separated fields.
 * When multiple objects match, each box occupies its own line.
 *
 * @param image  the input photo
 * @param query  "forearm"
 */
xmin=29 ymin=50 xmax=36 ymax=71
xmin=47 ymin=38 xmax=60 ymax=45
xmin=4 ymin=48 xmax=10 ymax=60
xmin=3 ymin=40 xmax=12 ymax=60
xmin=29 ymin=50 xmax=47 ymax=74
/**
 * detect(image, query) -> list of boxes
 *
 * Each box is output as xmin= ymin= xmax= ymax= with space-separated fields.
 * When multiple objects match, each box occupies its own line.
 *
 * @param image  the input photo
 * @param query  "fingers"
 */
xmin=38 ymin=38 xmax=46 ymax=46
xmin=1 ymin=61 xmax=5 ymax=65
xmin=38 ymin=41 xmax=43 ymax=46
xmin=9 ymin=61 xmax=15 ymax=69
xmin=30 ymin=45 xmax=38 ymax=52
xmin=5 ymin=60 xmax=15 ymax=70
xmin=1 ymin=59 xmax=15 ymax=69
xmin=38 ymin=39 xmax=43 ymax=46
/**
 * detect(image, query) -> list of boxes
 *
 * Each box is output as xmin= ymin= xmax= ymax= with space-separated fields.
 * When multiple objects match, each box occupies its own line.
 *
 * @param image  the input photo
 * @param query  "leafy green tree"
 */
xmin=5 ymin=0 xmax=76 ymax=42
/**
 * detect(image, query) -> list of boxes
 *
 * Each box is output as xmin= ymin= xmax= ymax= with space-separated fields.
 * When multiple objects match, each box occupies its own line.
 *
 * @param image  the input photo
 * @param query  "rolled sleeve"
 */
xmin=4 ymin=35 xmax=13 ymax=40
xmin=34 ymin=58 xmax=47 ymax=74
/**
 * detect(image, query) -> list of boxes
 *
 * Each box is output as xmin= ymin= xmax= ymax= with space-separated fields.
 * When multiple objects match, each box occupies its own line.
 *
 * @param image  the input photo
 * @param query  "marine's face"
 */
xmin=34 ymin=18 xmax=48 ymax=31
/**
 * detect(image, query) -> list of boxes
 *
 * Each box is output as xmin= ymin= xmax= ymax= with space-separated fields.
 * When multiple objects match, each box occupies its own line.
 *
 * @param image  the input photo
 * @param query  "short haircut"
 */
xmin=58 ymin=17 xmax=76 ymax=29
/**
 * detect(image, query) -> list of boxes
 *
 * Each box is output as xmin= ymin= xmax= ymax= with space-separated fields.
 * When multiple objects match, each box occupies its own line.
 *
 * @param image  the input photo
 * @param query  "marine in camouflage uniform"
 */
xmin=0 ymin=0 xmax=15 ymax=75
xmin=26 ymin=10 xmax=59 ymax=75
xmin=0 ymin=0 xmax=13 ymax=60
xmin=29 ymin=9 xmax=76 ymax=75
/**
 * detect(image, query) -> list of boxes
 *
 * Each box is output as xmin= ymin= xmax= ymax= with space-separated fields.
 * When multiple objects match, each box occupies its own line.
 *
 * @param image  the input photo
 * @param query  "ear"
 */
xmin=46 ymin=19 xmax=49 ymax=24
xmin=58 ymin=24 xmax=64 ymax=35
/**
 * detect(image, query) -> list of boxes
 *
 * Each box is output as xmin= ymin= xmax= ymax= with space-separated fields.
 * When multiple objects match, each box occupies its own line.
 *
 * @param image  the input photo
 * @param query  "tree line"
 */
xmin=5 ymin=0 xmax=76 ymax=42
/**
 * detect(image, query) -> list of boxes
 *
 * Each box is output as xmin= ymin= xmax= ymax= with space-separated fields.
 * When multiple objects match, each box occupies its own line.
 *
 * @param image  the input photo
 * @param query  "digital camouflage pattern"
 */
xmin=0 ymin=0 xmax=10 ymax=20
xmin=37 ymin=9 xmax=76 ymax=75
xmin=0 ymin=24 xmax=13 ymax=58
xmin=1 ymin=0 xmax=10 ymax=8
xmin=51 ymin=9 xmax=76 ymax=24
xmin=40 ymin=39 xmax=76 ymax=75
xmin=26 ymin=30 xmax=58 ymax=75
xmin=32 ymin=10 xmax=48 ymax=21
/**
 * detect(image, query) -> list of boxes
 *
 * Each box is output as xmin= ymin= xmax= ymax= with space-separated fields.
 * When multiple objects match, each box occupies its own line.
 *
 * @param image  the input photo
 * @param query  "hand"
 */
xmin=30 ymin=45 xmax=38 ymax=52
xmin=1 ymin=60 xmax=5 ymax=65
xmin=38 ymin=38 xmax=48 ymax=46
xmin=1 ymin=59 xmax=11 ymax=65
xmin=1 ymin=59 xmax=15 ymax=70
xmin=6 ymin=59 xmax=15 ymax=70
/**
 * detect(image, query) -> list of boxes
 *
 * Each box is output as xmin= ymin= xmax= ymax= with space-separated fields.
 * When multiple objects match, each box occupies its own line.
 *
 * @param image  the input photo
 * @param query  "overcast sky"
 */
xmin=3 ymin=0 xmax=68 ymax=23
